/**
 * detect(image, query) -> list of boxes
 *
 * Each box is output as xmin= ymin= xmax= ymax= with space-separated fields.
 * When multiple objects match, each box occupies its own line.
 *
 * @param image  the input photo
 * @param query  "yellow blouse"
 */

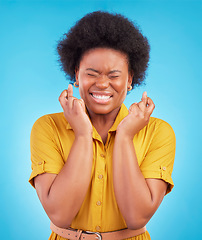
xmin=29 ymin=104 xmax=176 ymax=240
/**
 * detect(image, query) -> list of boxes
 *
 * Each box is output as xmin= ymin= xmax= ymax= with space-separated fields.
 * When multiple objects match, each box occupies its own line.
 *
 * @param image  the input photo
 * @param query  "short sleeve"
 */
xmin=140 ymin=119 xmax=176 ymax=194
xmin=29 ymin=115 xmax=65 ymax=188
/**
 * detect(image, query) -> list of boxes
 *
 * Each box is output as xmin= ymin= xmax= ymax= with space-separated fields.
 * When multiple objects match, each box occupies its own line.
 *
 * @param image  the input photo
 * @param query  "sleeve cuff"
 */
xmin=141 ymin=165 xmax=174 ymax=195
xmin=28 ymin=160 xmax=62 ymax=188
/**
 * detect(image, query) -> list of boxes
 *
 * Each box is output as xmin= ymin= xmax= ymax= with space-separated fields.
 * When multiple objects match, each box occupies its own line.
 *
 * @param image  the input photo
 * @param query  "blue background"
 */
xmin=0 ymin=0 xmax=201 ymax=239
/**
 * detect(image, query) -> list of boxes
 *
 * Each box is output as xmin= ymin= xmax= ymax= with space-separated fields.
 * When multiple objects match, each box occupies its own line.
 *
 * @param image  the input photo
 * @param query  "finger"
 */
xmin=67 ymin=84 xmax=73 ymax=99
xmin=78 ymin=98 xmax=86 ymax=112
xmin=141 ymin=91 xmax=148 ymax=105
xmin=146 ymin=97 xmax=155 ymax=114
xmin=72 ymin=98 xmax=85 ymax=113
xmin=59 ymin=90 xmax=67 ymax=100
xmin=138 ymin=91 xmax=148 ymax=110
xmin=66 ymin=84 xmax=75 ymax=108
xmin=138 ymin=100 xmax=147 ymax=111
xmin=59 ymin=90 xmax=68 ymax=107
xmin=129 ymin=102 xmax=138 ymax=113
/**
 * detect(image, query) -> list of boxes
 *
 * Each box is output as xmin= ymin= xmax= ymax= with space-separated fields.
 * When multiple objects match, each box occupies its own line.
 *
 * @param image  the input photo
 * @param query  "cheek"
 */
xmin=78 ymin=80 xmax=91 ymax=98
xmin=79 ymin=86 xmax=87 ymax=99
xmin=113 ymin=77 xmax=128 ymax=93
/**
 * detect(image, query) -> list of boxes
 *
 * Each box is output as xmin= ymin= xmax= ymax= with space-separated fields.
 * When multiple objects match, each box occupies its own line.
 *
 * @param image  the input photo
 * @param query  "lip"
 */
xmin=89 ymin=91 xmax=113 ymax=104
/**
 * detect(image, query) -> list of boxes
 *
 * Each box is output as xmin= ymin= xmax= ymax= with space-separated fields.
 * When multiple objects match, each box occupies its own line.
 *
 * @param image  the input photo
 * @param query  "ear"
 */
xmin=127 ymin=72 xmax=133 ymax=88
xmin=75 ymin=67 xmax=79 ymax=82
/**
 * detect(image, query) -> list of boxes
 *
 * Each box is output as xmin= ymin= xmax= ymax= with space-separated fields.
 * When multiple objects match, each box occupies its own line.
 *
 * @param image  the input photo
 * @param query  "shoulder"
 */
xmin=149 ymin=117 xmax=175 ymax=133
xmin=31 ymin=112 xmax=68 ymax=139
xmin=33 ymin=112 xmax=64 ymax=124
xmin=146 ymin=117 xmax=176 ymax=146
xmin=32 ymin=112 xmax=66 ymax=130
xmin=149 ymin=117 xmax=175 ymax=136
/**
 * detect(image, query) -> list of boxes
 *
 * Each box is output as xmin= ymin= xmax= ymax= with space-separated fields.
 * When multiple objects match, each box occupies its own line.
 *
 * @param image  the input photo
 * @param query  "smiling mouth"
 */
xmin=90 ymin=93 xmax=113 ymax=103
xmin=90 ymin=93 xmax=112 ymax=100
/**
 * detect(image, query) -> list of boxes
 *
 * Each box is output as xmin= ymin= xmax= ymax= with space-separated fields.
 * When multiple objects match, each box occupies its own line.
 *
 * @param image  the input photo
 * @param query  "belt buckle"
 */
xmin=85 ymin=230 xmax=102 ymax=240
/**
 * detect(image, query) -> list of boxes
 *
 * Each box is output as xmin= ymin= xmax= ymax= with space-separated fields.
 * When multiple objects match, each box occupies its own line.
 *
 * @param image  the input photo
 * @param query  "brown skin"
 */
xmin=75 ymin=48 xmax=133 ymax=142
xmin=34 ymin=85 xmax=93 ymax=227
xmin=113 ymin=93 xmax=167 ymax=229
xmin=34 ymin=48 xmax=168 ymax=229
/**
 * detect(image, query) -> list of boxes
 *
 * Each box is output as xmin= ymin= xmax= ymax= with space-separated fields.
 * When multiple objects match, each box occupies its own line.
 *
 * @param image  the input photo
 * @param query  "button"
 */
xmin=96 ymin=201 xmax=101 ymax=206
xmin=100 ymin=154 xmax=105 ymax=158
xmin=98 ymin=174 xmax=103 ymax=179
xmin=162 ymin=166 xmax=166 ymax=171
xmin=95 ymin=226 xmax=101 ymax=231
xmin=38 ymin=162 xmax=43 ymax=165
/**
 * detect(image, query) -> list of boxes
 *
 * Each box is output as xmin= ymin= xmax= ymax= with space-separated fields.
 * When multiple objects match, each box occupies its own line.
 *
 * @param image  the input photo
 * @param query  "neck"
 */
xmin=87 ymin=106 xmax=121 ymax=143
xmin=87 ymin=106 xmax=121 ymax=127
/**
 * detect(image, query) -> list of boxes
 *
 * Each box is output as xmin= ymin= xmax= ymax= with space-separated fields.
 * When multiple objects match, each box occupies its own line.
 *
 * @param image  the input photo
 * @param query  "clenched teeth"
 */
xmin=91 ymin=94 xmax=111 ymax=100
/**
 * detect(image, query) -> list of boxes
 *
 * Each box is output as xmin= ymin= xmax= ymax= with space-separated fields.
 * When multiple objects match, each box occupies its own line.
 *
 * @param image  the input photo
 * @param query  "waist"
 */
xmin=50 ymin=222 xmax=147 ymax=240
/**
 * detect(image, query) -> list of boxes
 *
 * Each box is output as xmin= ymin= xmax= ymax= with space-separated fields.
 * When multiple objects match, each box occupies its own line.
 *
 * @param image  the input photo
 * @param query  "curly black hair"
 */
xmin=57 ymin=11 xmax=150 ymax=89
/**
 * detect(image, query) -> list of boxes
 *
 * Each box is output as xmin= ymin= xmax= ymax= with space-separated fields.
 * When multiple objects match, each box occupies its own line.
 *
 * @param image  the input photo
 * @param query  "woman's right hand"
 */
xmin=59 ymin=84 xmax=93 ymax=137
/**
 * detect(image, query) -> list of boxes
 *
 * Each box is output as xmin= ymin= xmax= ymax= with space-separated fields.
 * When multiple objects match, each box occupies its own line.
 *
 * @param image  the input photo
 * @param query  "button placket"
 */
xmin=100 ymin=153 xmax=105 ymax=158
xmin=93 ymin=142 xmax=106 ymax=231
xmin=95 ymin=225 xmax=101 ymax=231
xmin=96 ymin=201 xmax=101 ymax=206
xmin=98 ymin=174 xmax=103 ymax=180
xmin=98 ymin=153 xmax=105 ymax=181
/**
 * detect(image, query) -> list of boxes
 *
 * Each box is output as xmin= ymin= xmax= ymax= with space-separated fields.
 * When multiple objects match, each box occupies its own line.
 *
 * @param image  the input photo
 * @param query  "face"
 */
xmin=75 ymin=48 xmax=132 ymax=116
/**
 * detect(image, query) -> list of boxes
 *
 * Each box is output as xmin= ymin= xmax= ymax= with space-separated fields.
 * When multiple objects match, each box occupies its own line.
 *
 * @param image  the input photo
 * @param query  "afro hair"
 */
xmin=57 ymin=11 xmax=150 ymax=89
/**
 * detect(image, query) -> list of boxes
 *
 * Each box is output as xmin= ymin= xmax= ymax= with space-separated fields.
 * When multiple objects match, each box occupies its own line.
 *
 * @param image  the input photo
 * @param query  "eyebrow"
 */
xmin=86 ymin=68 xmax=121 ymax=74
xmin=86 ymin=68 xmax=100 ymax=73
xmin=108 ymin=70 xmax=121 ymax=74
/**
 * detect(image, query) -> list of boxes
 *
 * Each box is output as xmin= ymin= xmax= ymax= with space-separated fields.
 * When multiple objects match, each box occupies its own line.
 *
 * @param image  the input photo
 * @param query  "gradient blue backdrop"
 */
xmin=0 ymin=0 xmax=201 ymax=239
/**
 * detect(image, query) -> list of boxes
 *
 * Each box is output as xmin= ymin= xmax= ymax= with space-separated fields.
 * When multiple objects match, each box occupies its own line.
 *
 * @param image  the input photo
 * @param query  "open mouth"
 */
xmin=90 ymin=93 xmax=113 ymax=103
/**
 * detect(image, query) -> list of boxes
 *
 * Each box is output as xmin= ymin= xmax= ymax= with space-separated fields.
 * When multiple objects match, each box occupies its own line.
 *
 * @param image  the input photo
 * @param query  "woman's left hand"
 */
xmin=117 ymin=92 xmax=155 ymax=138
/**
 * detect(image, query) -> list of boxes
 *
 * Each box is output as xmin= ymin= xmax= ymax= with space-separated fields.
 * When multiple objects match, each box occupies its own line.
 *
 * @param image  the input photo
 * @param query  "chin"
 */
xmin=87 ymin=104 xmax=120 ymax=115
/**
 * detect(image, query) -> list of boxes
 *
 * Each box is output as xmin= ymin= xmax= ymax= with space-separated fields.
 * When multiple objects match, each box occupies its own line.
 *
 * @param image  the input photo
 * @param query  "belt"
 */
xmin=50 ymin=222 xmax=146 ymax=240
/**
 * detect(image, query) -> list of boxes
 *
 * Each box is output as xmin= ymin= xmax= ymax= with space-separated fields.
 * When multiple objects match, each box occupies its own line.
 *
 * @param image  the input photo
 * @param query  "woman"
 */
xmin=29 ymin=11 xmax=176 ymax=240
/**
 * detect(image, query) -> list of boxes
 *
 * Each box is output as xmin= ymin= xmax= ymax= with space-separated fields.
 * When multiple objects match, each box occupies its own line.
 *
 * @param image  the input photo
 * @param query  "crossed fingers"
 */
xmin=59 ymin=84 xmax=73 ymax=109
xmin=59 ymin=84 xmax=85 ymax=112
xmin=138 ymin=91 xmax=155 ymax=114
xmin=129 ymin=91 xmax=155 ymax=118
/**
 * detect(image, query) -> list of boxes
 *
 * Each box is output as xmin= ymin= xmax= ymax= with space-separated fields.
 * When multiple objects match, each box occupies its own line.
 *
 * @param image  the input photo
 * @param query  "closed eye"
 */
xmin=87 ymin=73 xmax=96 ymax=77
xmin=109 ymin=75 xmax=119 ymax=79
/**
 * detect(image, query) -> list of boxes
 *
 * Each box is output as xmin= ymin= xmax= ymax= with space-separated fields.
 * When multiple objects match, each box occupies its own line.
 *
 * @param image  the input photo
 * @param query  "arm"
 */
xmin=113 ymin=92 xmax=167 ymax=229
xmin=34 ymin=85 xmax=93 ymax=228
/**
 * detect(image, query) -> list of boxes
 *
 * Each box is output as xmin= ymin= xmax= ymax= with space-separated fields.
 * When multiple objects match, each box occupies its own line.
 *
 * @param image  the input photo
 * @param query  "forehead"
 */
xmin=79 ymin=48 xmax=129 ymax=70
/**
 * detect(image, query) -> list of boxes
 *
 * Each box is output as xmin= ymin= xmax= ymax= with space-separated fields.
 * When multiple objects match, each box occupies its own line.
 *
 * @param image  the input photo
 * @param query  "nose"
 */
xmin=95 ymin=75 xmax=109 ymax=89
